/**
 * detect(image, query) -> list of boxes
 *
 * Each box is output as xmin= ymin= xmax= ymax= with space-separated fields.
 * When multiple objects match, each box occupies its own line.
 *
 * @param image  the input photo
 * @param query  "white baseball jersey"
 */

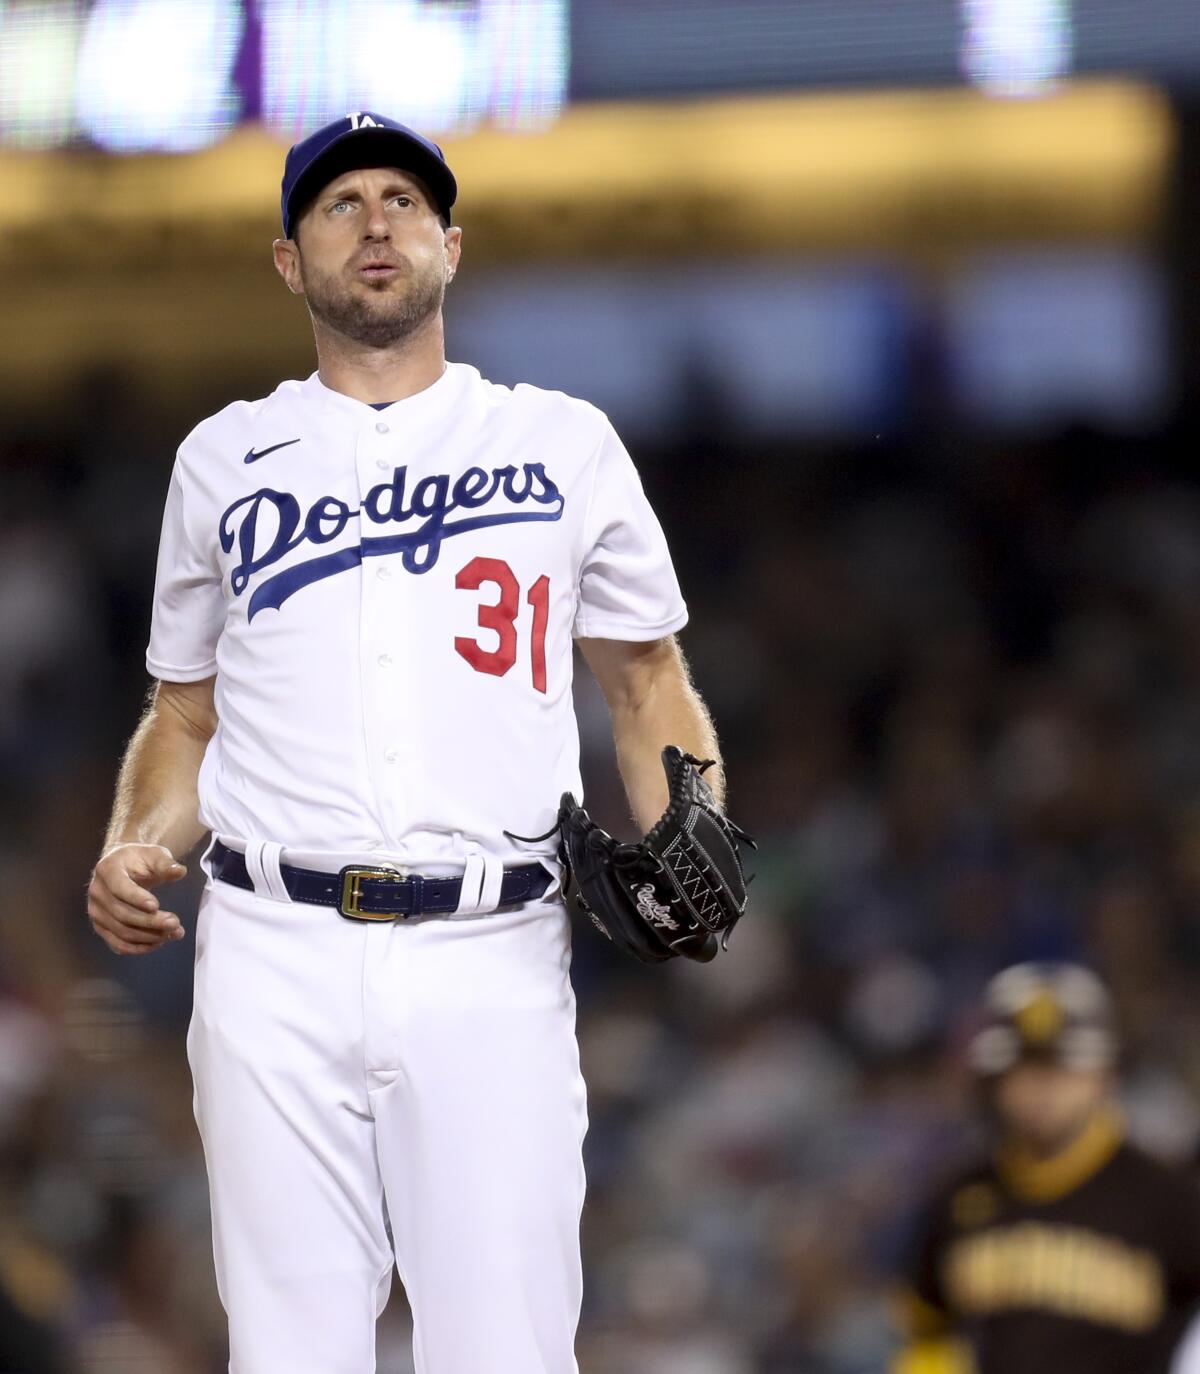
xmin=146 ymin=361 xmax=687 ymax=866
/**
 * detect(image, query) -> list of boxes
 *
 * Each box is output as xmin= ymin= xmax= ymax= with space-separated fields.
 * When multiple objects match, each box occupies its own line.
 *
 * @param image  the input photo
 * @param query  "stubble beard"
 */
xmin=301 ymin=254 xmax=446 ymax=349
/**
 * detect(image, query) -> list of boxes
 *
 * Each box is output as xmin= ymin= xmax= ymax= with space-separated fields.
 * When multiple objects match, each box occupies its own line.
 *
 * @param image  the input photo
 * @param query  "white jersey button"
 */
xmin=384 ymin=748 xmax=399 ymax=763
xmin=376 ymin=457 xmax=389 ymax=469
xmin=375 ymin=421 xmax=389 ymax=434
xmin=376 ymin=565 xmax=391 ymax=580
xmin=377 ymin=653 xmax=394 ymax=668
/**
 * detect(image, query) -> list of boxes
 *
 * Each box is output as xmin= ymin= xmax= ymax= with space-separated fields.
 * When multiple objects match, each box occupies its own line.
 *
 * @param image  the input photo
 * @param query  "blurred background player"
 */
xmin=892 ymin=963 xmax=1200 ymax=1374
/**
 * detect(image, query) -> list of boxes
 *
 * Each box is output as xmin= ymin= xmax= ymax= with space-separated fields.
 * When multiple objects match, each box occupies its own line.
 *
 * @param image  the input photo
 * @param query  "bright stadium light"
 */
xmin=74 ymin=0 xmax=243 ymax=152
xmin=261 ymin=0 xmax=568 ymax=139
xmin=961 ymin=0 xmax=1073 ymax=97
xmin=0 ymin=0 xmax=82 ymax=148
xmin=355 ymin=1 xmax=471 ymax=133
xmin=475 ymin=0 xmax=570 ymax=132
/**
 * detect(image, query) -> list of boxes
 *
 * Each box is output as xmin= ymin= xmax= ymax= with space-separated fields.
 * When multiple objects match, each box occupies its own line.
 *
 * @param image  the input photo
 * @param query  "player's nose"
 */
xmin=362 ymin=199 xmax=391 ymax=239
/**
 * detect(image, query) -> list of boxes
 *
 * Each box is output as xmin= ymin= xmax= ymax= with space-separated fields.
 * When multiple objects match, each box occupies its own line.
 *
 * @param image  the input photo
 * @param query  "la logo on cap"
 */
xmin=347 ymin=113 xmax=380 ymax=130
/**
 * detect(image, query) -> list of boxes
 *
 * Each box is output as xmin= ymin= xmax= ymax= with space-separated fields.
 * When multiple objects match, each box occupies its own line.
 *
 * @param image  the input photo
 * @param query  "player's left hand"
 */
xmin=551 ymin=746 xmax=755 ymax=964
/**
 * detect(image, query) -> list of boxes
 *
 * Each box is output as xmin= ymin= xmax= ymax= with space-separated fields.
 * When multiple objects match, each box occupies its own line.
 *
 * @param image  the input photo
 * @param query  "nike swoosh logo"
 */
xmin=244 ymin=438 xmax=301 ymax=464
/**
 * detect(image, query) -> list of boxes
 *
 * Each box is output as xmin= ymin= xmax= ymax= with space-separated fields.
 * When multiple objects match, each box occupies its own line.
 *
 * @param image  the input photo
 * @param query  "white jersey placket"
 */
xmin=356 ymin=410 xmax=414 ymax=849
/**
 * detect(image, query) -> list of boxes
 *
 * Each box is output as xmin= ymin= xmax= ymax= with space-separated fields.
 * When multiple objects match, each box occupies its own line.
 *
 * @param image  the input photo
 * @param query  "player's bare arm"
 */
xmin=579 ymin=634 xmax=723 ymax=829
xmin=88 ymin=674 xmax=217 ymax=955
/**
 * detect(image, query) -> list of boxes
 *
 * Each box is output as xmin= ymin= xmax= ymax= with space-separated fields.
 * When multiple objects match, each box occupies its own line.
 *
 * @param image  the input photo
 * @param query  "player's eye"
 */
xmin=391 ymin=195 xmax=414 ymax=208
xmin=330 ymin=200 xmax=354 ymax=213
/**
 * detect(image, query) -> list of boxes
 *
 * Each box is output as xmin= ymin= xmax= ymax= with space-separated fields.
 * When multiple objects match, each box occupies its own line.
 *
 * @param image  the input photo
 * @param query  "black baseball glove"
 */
xmin=552 ymin=746 xmax=754 ymax=964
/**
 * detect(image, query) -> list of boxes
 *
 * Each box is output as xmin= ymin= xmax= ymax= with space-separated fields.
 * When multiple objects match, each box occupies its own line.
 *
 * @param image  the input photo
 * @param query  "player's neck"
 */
xmin=996 ymin=1105 xmax=1123 ymax=1201
xmin=313 ymin=316 xmax=448 ymax=406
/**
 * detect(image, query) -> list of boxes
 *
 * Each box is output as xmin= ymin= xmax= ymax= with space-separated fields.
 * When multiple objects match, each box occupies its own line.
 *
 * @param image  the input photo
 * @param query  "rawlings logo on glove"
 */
xmin=634 ymin=883 xmax=678 ymax=930
xmin=549 ymin=746 xmax=755 ymax=964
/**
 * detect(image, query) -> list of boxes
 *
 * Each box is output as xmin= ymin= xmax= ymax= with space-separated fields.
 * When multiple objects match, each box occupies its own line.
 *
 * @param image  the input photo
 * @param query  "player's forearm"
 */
xmin=609 ymin=649 xmax=724 ymax=830
xmin=102 ymin=686 xmax=213 ymax=860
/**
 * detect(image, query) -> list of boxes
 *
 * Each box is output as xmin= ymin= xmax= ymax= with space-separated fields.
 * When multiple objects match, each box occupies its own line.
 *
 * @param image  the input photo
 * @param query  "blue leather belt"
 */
xmin=209 ymin=839 xmax=552 ymax=921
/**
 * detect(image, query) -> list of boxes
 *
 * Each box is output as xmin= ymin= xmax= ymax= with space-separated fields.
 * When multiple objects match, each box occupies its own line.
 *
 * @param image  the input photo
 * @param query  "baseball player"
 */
xmin=85 ymin=112 xmax=749 ymax=1374
xmin=892 ymin=962 xmax=1200 ymax=1374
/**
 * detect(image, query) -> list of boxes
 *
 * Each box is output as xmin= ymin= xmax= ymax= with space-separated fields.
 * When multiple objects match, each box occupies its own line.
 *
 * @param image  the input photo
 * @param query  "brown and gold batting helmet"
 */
xmin=968 ymin=962 xmax=1117 ymax=1076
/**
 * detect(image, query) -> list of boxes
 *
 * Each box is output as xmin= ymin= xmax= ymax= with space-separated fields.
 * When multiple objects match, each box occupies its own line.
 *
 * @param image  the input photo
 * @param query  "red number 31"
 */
xmin=454 ymin=556 xmax=550 ymax=694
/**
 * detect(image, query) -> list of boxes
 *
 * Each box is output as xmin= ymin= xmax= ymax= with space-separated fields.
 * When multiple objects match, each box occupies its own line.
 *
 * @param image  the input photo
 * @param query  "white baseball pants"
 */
xmin=186 ymin=865 xmax=588 ymax=1374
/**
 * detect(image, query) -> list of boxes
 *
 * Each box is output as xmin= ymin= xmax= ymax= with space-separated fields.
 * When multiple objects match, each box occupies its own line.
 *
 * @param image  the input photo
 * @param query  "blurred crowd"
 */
xmin=4 ymin=373 xmax=1200 ymax=1371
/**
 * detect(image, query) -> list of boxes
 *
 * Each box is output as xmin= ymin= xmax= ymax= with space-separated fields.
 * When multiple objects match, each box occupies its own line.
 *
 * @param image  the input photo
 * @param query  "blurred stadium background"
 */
xmin=5 ymin=1 xmax=1200 ymax=1370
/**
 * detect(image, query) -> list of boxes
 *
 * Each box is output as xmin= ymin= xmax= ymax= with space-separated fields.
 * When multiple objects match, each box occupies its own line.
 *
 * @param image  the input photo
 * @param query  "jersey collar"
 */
xmin=303 ymin=359 xmax=471 ymax=423
xmin=995 ymin=1106 xmax=1124 ymax=1203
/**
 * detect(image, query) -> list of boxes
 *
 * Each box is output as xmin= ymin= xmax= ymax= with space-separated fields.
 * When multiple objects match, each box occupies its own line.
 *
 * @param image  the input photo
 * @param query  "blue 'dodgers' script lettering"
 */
xmin=219 ymin=462 xmax=564 ymax=620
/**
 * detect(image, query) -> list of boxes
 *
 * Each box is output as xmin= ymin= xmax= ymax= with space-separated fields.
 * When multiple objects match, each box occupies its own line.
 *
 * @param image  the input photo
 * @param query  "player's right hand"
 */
xmin=87 ymin=843 xmax=188 ymax=956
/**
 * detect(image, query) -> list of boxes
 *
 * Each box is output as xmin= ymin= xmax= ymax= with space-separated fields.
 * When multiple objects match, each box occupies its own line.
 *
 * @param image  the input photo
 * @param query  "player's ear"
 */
xmin=273 ymin=237 xmax=304 ymax=296
xmin=444 ymin=225 xmax=462 ymax=284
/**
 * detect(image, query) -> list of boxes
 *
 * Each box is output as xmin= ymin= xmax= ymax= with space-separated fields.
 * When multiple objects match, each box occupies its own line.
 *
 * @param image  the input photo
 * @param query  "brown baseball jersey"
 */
xmin=898 ymin=1113 xmax=1200 ymax=1374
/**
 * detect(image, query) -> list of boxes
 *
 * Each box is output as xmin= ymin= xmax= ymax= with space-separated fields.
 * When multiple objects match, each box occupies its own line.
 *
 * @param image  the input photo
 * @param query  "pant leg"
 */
xmin=188 ymin=880 xmax=394 ymax=1374
xmin=363 ymin=897 xmax=588 ymax=1374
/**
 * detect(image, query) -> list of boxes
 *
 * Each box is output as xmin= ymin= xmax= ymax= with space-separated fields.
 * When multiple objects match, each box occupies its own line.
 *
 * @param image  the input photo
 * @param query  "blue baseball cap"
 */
xmin=280 ymin=112 xmax=457 ymax=239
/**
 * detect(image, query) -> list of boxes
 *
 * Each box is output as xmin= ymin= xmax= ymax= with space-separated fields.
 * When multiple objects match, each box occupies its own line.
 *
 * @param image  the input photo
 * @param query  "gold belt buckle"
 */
xmin=338 ymin=865 xmax=406 ymax=921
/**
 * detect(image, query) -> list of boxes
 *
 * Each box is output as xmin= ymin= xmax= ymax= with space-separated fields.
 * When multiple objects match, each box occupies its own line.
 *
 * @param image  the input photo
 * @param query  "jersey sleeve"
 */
xmin=897 ymin=1190 xmax=956 ymax=1335
xmin=144 ymin=464 xmax=225 ymax=681
xmin=890 ymin=1190 xmax=970 ymax=1374
xmin=572 ymin=421 xmax=688 ymax=641
xmin=1159 ymin=1161 xmax=1200 ymax=1299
